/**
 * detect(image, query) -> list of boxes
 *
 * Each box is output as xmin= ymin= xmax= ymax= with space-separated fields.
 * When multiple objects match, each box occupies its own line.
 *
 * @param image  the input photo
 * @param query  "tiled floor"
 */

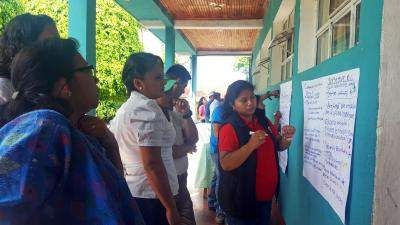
xmin=191 ymin=190 xmax=218 ymax=225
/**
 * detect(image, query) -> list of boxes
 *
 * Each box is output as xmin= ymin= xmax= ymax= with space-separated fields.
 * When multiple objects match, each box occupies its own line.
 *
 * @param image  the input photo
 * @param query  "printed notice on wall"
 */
xmin=302 ymin=68 xmax=359 ymax=224
xmin=278 ymin=81 xmax=292 ymax=173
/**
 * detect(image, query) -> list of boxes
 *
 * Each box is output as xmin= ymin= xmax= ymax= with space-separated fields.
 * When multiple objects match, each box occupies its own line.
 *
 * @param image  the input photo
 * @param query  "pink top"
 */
xmin=198 ymin=104 xmax=205 ymax=118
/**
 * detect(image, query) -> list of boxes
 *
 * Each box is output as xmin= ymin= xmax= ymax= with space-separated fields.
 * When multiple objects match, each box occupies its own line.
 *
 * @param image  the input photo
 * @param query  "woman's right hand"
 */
xmin=166 ymin=207 xmax=181 ymax=225
xmin=247 ymin=130 xmax=267 ymax=150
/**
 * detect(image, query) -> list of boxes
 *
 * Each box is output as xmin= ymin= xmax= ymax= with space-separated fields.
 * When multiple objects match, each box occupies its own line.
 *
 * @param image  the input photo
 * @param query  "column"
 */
xmin=164 ymin=26 xmax=175 ymax=71
xmin=68 ymin=0 xmax=96 ymax=66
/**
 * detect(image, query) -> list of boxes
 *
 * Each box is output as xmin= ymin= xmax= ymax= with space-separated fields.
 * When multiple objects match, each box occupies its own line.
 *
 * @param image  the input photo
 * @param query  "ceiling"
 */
xmin=158 ymin=0 xmax=269 ymax=54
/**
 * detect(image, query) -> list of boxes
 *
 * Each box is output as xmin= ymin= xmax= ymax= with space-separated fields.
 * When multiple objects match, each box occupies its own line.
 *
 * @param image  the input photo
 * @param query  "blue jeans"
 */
xmin=225 ymin=201 xmax=272 ymax=225
xmin=208 ymin=152 xmax=224 ymax=216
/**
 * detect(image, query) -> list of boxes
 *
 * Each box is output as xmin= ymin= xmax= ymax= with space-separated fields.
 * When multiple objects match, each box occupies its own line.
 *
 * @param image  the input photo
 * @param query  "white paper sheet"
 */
xmin=278 ymin=81 xmax=292 ymax=173
xmin=302 ymin=68 xmax=360 ymax=224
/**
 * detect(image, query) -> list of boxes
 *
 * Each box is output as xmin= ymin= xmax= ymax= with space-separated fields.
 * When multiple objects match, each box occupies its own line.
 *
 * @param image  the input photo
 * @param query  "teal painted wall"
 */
xmin=252 ymin=0 xmax=282 ymax=69
xmin=253 ymin=0 xmax=384 ymax=225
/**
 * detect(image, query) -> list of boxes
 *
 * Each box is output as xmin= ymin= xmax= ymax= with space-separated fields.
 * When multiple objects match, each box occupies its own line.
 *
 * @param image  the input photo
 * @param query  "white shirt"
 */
xmin=109 ymin=91 xmax=178 ymax=198
xmin=169 ymin=110 xmax=189 ymax=175
xmin=0 ymin=78 xmax=13 ymax=105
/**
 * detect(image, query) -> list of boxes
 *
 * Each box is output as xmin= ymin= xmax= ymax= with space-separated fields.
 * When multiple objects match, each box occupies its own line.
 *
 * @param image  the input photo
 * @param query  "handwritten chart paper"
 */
xmin=278 ymin=81 xmax=292 ymax=173
xmin=302 ymin=68 xmax=359 ymax=224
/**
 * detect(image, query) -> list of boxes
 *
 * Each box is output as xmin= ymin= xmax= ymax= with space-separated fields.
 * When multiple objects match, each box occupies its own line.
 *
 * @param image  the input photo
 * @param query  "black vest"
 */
xmin=217 ymin=109 xmax=279 ymax=218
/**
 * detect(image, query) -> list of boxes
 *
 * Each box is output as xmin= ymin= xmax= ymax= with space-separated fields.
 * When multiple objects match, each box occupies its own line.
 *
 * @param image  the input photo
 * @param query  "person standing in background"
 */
xmin=209 ymin=92 xmax=221 ymax=118
xmin=204 ymin=91 xmax=216 ymax=123
xmin=0 ymin=13 xmax=59 ymax=104
xmin=161 ymin=64 xmax=198 ymax=225
xmin=109 ymin=53 xmax=180 ymax=225
xmin=208 ymin=104 xmax=226 ymax=224
xmin=197 ymin=96 xmax=207 ymax=122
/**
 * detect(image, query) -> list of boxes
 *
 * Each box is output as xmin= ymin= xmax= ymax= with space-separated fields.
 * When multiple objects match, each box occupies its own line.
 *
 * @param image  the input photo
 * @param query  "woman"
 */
xmin=0 ymin=38 xmax=143 ymax=225
xmin=0 ymin=13 xmax=59 ymax=104
xmin=109 ymin=53 xmax=180 ymax=225
xmin=217 ymin=80 xmax=295 ymax=225
xmin=197 ymin=96 xmax=206 ymax=122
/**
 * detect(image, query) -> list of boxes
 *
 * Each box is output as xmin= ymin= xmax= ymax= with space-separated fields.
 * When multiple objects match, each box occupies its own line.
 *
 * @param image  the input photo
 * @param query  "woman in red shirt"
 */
xmin=218 ymin=80 xmax=295 ymax=225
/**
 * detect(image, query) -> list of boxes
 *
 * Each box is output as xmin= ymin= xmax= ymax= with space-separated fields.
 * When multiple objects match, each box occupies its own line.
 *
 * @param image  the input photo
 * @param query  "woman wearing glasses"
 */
xmin=109 ymin=53 xmax=181 ymax=225
xmin=0 ymin=38 xmax=143 ymax=225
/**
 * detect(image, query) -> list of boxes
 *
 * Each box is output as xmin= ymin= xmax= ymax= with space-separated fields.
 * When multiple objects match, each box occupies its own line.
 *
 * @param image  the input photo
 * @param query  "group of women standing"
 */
xmin=0 ymin=13 xmax=295 ymax=225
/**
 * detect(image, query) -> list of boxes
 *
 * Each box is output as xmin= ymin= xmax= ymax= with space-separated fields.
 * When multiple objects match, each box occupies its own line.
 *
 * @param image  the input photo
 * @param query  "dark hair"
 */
xmin=0 ymin=13 xmax=56 ymax=78
xmin=222 ymin=80 xmax=254 ymax=120
xmin=197 ymin=96 xmax=206 ymax=112
xmin=166 ymin=64 xmax=191 ymax=81
xmin=122 ymin=52 xmax=163 ymax=95
xmin=0 ymin=38 xmax=79 ymax=125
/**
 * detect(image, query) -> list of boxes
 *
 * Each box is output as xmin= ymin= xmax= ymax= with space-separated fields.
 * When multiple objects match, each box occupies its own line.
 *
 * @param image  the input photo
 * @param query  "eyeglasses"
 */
xmin=68 ymin=65 xmax=96 ymax=78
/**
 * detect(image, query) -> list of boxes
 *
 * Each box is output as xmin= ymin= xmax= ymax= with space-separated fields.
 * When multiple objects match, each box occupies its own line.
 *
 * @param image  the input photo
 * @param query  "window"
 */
xmin=332 ymin=12 xmax=351 ymax=56
xmin=280 ymin=9 xmax=295 ymax=81
xmin=316 ymin=0 xmax=361 ymax=64
xmin=330 ymin=0 xmax=347 ymax=14
xmin=316 ymin=30 xmax=330 ymax=65
xmin=355 ymin=4 xmax=360 ymax=44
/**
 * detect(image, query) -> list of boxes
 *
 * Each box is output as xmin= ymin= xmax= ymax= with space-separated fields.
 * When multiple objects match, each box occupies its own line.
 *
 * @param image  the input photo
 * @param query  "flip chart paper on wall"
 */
xmin=302 ymin=68 xmax=360 ymax=224
xmin=278 ymin=81 xmax=292 ymax=173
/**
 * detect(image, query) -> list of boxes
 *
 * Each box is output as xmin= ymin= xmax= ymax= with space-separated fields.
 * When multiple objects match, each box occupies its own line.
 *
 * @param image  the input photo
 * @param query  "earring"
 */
xmin=139 ymin=87 xmax=143 ymax=90
xmin=67 ymin=91 xmax=72 ymax=97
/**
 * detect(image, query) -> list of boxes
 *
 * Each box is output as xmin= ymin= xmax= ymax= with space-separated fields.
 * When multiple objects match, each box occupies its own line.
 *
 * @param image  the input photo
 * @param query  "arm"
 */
xmin=172 ymin=99 xmax=199 ymax=159
xmin=140 ymin=147 xmax=180 ymax=224
xmin=212 ymin=122 xmax=221 ymax=138
xmin=219 ymin=128 xmax=266 ymax=171
xmin=172 ymin=115 xmax=198 ymax=159
xmin=98 ymin=130 xmax=124 ymax=176
xmin=219 ymin=143 xmax=256 ymax=171
xmin=257 ymin=90 xmax=280 ymax=109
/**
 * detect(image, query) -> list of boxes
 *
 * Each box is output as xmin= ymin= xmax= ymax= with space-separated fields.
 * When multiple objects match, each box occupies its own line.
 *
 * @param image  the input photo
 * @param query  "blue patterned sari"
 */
xmin=0 ymin=110 xmax=145 ymax=225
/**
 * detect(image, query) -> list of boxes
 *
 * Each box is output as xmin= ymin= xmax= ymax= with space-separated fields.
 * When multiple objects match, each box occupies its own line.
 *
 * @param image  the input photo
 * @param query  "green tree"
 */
xmin=21 ymin=0 xmax=68 ymax=38
xmin=234 ymin=56 xmax=251 ymax=76
xmin=20 ymin=0 xmax=143 ymax=121
xmin=0 ymin=0 xmax=24 ymax=32
xmin=95 ymin=0 xmax=143 ymax=121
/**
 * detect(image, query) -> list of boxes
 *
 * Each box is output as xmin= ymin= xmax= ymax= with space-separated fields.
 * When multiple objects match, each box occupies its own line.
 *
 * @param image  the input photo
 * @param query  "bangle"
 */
xmin=182 ymin=110 xmax=192 ymax=119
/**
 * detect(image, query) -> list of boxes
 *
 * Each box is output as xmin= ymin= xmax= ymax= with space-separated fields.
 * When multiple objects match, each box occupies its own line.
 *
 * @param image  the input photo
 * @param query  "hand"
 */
xmin=282 ymin=125 xmax=295 ymax=141
xmin=77 ymin=115 xmax=109 ymax=138
xmin=274 ymin=111 xmax=282 ymax=122
xmin=174 ymin=99 xmax=190 ymax=114
xmin=166 ymin=207 xmax=181 ymax=225
xmin=188 ymin=145 xmax=197 ymax=154
xmin=260 ymin=90 xmax=280 ymax=101
xmin=247 ymin=130 xmax=267 ymax=150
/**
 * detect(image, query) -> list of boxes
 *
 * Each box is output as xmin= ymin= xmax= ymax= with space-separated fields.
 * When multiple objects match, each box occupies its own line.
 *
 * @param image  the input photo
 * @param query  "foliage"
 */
xmin=0 ymin=0 xmax=24 ymax=33
xmin=21 ymin=0 xmax=68 ymax=38
xmin=95 ymin=0 xmax=143 ymax=121
xmin=234 ymin=56 xmax=251 ymax=76
xmin=18 ymin=0 xmax=143 ymax=121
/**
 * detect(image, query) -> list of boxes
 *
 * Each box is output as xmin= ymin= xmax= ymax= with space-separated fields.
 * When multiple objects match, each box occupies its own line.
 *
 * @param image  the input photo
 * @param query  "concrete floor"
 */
xmin=187 ymin=147 xmax=218 ymax=225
